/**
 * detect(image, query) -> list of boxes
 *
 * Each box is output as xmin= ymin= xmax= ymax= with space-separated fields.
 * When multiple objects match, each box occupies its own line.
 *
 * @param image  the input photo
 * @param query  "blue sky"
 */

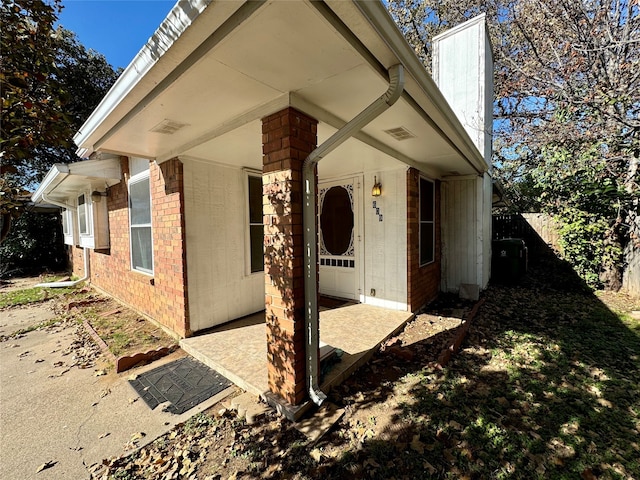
xmin=57 ymin=0 xmax=175 ymax=70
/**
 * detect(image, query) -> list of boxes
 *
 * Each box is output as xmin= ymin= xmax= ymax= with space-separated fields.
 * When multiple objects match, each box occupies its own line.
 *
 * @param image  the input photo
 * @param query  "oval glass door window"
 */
xmin=320 ymin=186 xmax=354 ymax=255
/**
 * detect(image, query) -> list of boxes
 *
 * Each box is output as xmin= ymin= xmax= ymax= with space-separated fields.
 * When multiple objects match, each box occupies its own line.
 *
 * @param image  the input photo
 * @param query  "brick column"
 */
xmin=262 ymin=107 xmax=318 ymax=406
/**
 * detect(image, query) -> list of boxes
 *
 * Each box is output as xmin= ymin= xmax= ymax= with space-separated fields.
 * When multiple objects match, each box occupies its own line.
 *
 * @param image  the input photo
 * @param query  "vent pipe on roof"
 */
xmin=303 ymin=64 xmax=405 ymax=406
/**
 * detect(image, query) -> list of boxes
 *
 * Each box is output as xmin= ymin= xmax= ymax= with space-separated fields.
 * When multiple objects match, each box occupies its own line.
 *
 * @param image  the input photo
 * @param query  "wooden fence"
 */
xmin=492 ymin=213 xmax=561 ymax=259
xmin=493 ymin=213 xmax=639 ymax=297
xmin=622 ymin=218 xmax=640 ymax=297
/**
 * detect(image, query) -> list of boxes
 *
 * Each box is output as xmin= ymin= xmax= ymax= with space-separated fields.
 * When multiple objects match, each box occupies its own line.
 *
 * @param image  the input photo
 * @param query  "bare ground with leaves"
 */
xmin=98 ymin=253 xmax=639 ymax=480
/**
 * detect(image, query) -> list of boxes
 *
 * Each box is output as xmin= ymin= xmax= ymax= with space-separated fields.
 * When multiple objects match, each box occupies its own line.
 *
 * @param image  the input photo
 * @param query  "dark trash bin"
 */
xmin=492 ymin=238 xmax=528 ymax=282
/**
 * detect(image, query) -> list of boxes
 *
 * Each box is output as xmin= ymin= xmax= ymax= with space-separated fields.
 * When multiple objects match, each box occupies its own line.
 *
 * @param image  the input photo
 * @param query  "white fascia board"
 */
xmin=31 ymin=164 xmax=69 ymax=203
xmin=31 ymin=159 xmax=122 ymax=203
xmin=351 ymin=0 xmax=488 ymax=173
xmin=73 ymin=0 xmax=214 ymax=157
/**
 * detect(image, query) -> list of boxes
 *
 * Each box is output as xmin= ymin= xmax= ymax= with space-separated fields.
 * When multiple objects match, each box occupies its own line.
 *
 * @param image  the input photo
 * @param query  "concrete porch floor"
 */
xmin=180 ymin=304 xmax=413 ymax=402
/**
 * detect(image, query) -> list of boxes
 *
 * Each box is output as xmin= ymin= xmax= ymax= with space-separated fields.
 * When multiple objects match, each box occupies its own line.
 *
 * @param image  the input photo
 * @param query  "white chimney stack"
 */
xmin=432 ymin=15 xmax=493 ymax=165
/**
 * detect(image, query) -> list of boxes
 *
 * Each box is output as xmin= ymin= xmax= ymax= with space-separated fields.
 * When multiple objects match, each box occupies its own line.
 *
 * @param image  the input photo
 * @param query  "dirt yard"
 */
xmin=95 ymin=254 xmax=640 ymax=480
xmin=3 ymin=262 xmax=639 ymax=480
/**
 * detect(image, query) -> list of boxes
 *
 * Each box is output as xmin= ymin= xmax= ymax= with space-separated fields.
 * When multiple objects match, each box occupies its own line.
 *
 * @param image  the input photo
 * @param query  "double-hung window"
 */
xmin=247 ymin=174 xmax=264 ymax=273
xmin=77 ymin=194 xmax=89 ymax=235
xmin=62 ymin=209 xmax=71 ymax=236
xmin=419 ymin=177 xmax=435 ymax=265
xmin=129 ymin=168 xmax=153 ymax=274
xmin=62 ymin=208 xmax=75 ymax=245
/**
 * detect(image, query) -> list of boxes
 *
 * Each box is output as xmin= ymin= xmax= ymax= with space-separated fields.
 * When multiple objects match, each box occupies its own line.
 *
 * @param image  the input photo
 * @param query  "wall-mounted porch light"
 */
xmin=91 ymin=190 xmax=108 ymax=202
xmin=371 ymin=176 xmax=382 ymax=197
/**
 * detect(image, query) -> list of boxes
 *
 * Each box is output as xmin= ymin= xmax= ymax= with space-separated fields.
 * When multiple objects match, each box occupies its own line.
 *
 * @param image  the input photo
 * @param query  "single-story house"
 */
xmin=32 ymin=0 xmax=493 ymax=409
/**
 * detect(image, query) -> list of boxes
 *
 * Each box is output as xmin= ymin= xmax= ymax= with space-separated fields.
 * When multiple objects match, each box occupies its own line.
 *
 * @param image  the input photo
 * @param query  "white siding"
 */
xmin=441 ymin=178 xmax=476 ymax=292
xmin=441 ymin=175 xmax=491 ymax=293
xmin=183 ymin=159 xmax=264 ymax=332
xmin=433 ymin=15 xmax=493 ymax=163
xmin=361 ymin=168 xmax=407 ymax=310
xmin=481 ymin=172 xmax=492 ymax=287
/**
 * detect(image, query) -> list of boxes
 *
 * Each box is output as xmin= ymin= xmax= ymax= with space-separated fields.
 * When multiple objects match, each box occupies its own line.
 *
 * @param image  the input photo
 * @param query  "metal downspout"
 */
xmin=303 ymin=64 xmax=405 ymax=405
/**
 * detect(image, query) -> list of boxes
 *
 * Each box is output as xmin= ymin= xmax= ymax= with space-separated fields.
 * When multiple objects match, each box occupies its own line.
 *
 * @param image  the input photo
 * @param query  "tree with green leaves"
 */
xmin=1 ymin=0 xmax=119 ymax=273
xmin=1 ymin=0 xmax=68 ymax=241
xmin=387 ymin=0 xmax=639 ymax=289
xmin=1 ymin=0 xmax=71 ymax=176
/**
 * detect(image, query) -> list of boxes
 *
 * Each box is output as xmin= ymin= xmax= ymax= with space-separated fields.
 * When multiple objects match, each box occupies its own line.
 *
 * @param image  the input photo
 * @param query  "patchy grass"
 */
xmin=78 ymin=296 xmax=177 ymax=358
xmin=0 ymin=285 xmax=78 ymax=308
xmin=3 ymin=317 xmax=62 ymax=338
xmin=390 ymin=287 xmax=640 ymax=479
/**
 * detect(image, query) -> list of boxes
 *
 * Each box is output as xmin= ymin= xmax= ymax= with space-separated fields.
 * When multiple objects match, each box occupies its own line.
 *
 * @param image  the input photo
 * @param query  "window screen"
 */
xmin=129 ymin=175 xmax=153 ymax=273
xmin=248 ymin=175 xmax=263 ymax=273
xmin=419 ymin=177 xmax=435 ymax=265
xmin=78 ymin=194 xmax=88 ymax=234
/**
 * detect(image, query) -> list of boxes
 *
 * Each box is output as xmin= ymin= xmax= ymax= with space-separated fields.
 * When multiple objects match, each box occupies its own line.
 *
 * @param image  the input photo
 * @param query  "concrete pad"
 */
xmin=0 ymin=301 xmax=57 ymax=337
xmin=182 ymin=305 xmax=412 ymax=421
xmin=0 ymin=311 xmax=231 ymax=480
xmin=295 ymin=402 xmax=345 ymax=443
xmin=459 ymin=283 xmax=480 ymax=301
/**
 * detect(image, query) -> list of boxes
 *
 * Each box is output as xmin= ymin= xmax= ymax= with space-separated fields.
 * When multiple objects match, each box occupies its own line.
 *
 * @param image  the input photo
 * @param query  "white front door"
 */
xmin=318 ymin=177 xmax=359 ymax=300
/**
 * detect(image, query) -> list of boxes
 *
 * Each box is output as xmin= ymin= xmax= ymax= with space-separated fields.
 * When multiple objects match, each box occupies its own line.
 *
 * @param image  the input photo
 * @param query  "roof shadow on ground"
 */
xmin=227 ymin=236 xmax=640 ymax=479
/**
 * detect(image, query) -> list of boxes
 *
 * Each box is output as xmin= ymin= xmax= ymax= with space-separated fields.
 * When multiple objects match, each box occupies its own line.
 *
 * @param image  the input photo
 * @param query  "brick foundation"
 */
xmin=407 ymin=168 xmax=441 ymax=311
xmin=68 ymin=157 xmax=190 ymax=338
xmin=262 ymin=107 xmax=318 ymax=406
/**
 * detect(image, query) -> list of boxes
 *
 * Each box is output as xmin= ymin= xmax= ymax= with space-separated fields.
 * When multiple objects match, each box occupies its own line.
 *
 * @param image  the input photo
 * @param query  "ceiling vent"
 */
xmin=150 ymin=119 xmax=189 ymax=135
xmin=384 ymin=126 xmax=415 ymax=141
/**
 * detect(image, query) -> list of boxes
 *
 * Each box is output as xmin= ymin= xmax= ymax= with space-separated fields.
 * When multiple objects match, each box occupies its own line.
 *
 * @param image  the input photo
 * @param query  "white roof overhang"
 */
xmin=73 ymin=0 xmax=489 ymax=178
xmin=31 ymin=158 xmax=122 ymax=204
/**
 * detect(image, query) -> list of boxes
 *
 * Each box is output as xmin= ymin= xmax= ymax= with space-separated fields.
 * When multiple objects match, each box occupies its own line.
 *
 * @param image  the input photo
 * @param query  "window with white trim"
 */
xmin=129 ymin=169 xmax=153 ymax=274
xmin=62 ymin=209 xmax=71 ymax=236
xmin=419 ymin=177 xmax=435 ymax=265
xmin=77 ymin=194 xmax=89 ymax=235
xmin=248 ymin=174 xmax=264 ymax=273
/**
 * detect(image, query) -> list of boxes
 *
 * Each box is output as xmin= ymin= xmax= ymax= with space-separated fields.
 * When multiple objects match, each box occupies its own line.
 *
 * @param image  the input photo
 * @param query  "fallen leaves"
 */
xmin=87 ymin=272 xmax=640 ymax=480
xmin=410 ymin=434 xmax=425 ymax=454
xmin=130 ymin=432 xmax=146 ymax=442
xmin=35 ymin=461 xmax=56 ymax=473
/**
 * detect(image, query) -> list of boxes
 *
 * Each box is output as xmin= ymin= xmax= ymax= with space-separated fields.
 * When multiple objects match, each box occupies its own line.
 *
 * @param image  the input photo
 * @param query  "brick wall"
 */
xmin=407 ymin=168 xmax=441 ymax=311
xmin=262 ymin=107 xmax=318 ymax=406
xmin=67 ymin=245 xmax=85 ymax=278
xmin=69 ymin=157 xmax=190 ymax=338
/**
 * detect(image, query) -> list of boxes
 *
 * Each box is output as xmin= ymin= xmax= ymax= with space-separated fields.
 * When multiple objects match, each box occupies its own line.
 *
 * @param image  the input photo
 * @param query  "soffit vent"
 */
xmin=384 ymin=126 xmax=415 ymax=141
xmin=150 ymin=119 xmax=189 ymax=135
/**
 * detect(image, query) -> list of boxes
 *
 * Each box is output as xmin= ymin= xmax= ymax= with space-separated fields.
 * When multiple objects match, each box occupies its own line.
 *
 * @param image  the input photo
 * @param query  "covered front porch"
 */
xmin=180 ymin=303 xmax=413 ymax=412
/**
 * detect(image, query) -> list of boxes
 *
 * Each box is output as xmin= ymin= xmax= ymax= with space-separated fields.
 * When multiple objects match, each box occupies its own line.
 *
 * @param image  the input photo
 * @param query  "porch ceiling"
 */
xmin=76 ymin=0 xmax=486 ymax=178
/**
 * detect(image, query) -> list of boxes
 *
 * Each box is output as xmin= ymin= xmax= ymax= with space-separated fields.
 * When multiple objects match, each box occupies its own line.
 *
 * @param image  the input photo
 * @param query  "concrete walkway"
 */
xmin=181 ymin=303 xmax=413 ymax=397
xmin=0 ymin=303 xmax=230 ymax=480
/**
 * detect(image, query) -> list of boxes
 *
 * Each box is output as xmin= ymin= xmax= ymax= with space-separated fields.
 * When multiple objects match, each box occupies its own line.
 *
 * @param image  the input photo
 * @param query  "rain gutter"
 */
xmin=84 ymin=1 xmax=265 ymax=156
xmin=41 ymin=193 xmax=75 ymax=211
xmin=303 ymin=64 xmax=405 ymax=405
xmin=353 ymin=0 xmax=487 ymax=175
